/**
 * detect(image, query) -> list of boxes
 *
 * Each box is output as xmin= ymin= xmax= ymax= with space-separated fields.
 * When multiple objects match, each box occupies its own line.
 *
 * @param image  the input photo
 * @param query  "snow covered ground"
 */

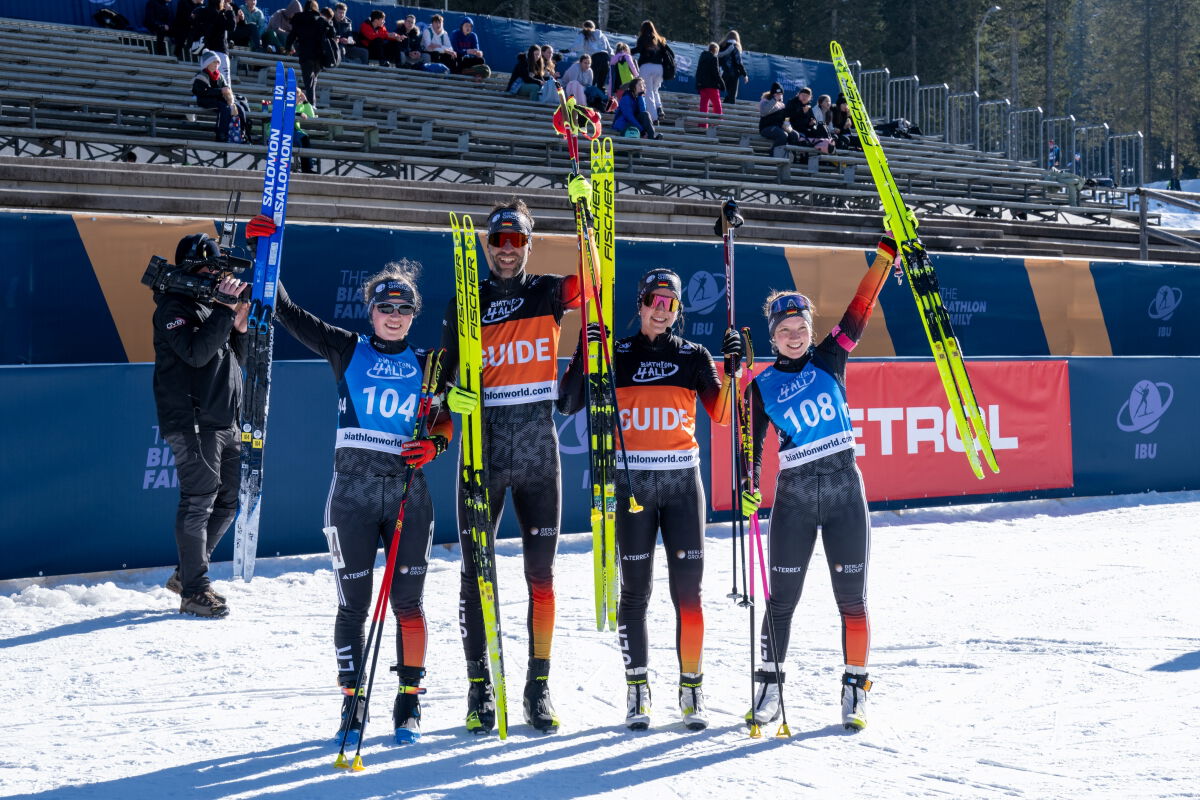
xmin=2 ymin=492 xmax=1198 ymax=800
xmin=1147 ymin=178 xmax=1200 ymax=231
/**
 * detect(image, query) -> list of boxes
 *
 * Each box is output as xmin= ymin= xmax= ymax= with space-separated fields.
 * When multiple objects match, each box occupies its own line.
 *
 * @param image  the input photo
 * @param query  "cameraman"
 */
xmin=152 ymin=233 xmax=249 ymax=618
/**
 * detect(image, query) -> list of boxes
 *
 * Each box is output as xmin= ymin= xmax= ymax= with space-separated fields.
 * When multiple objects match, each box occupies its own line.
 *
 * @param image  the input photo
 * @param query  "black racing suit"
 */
xmin=747 ymin=257 xmax=895 ymax=670
xmin=274 ymin=285 xmax=450 ymax=687
xmin=560 ymin=332 xmax=732 ymax=677
xmin=441 ymin=270 xmax=579 ymax=665
xmin=152 ymin=291 xmax=245 ymax=597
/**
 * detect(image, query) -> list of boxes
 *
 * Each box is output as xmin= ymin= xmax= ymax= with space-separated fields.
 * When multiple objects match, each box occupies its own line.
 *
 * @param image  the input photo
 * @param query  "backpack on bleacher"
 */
xmin=215 ymin=102 xmax=249 ymax=144
xmin=422 ymin=62 xmax=450 ymax=75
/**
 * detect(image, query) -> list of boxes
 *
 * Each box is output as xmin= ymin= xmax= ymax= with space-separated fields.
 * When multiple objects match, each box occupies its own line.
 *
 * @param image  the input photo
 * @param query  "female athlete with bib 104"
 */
xmin=741 ymin=237 xmax=897 ymax=731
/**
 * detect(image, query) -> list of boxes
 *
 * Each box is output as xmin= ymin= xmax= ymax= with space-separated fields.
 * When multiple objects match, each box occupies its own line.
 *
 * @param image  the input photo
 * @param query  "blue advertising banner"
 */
xmin=1091 ymin=261 xmax=1200 ymax=355
xmin=1069 ymin=356 xmax=1200 ymax=494
xmin=3 ymin=356 xmax=1197 ymax=580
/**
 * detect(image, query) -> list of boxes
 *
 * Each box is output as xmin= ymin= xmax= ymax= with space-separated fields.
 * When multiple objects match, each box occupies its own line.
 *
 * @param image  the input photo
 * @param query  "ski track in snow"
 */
xmin=2 ymin=492 xmax=1199 ymax=799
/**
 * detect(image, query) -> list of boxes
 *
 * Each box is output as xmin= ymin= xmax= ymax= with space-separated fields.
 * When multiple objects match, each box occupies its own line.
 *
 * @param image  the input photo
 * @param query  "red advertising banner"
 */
xmin=711 ymin=360 xmax=1074 ymax=509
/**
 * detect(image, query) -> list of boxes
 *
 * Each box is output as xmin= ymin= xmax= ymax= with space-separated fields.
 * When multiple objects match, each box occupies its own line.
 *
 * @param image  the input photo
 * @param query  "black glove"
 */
xmin=584 ymin=321 xmax=611 ymax=346
xmin=722 ymin=326 xmax=743 ymax=374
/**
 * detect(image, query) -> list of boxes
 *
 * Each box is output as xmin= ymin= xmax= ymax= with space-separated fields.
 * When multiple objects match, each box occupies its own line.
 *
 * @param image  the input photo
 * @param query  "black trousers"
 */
xmin=298 ymin=58 xmax=322 ymax=107
xmin=164 ymin=426 xmax=241 ymax=596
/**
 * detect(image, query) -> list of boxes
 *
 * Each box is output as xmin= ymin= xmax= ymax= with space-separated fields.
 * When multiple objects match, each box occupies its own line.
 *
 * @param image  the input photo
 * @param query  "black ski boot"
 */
xmin=465 ymin=659 xmax=496 ymax=735
xmin=336 ymin=685 xmax=368 ymax=744
xmin=523 ymin=658 xmax=559 ymax=734
xmin=391 ymin=665 xmax=426 ymax=744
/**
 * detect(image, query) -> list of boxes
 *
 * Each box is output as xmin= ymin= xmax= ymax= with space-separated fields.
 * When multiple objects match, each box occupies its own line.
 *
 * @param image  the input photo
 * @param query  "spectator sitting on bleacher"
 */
xmin=286 ymin=0 xmax=335 ymax=107
xmin=331 ymin=3 xmax=367 ymax=64
xmin=294 ymin=88 xmax=318 ymax=173
xmin=232 ymin=0 xmax=266 ymax=49
xmin=171 ymin=0 xmax=202 ymax=61
xmin=605 ymin=42 xmax=639 ymax=110
xmin=573 ymin=20 xmax=612 ymax=90
xmin=718 ymin=30 xmax=748 ymax=104
xmin=759 ymin=82 xmax=802 ymax=158
xmin=262 ymin=0 xmax=301 ymax=54
xmin=451 ymin=17 xmax=490 ymax=78
xmin=394 ymin=14 xmax=424 ymax=69
xmin=695 ymin=42 xmax=725 ymax=123
xmin=192 ymin=50 xmax=252 ymax=143
xmin=506 ymin=45 xmax=547 ymax=100
xmin=563 ymin=53 xmax=606 ymax=111
xmin=612 ymin=78 xmax=662 ymax=140
xmin=813 ymin=94 xmax=831 ymax=124
xmin=421 ymin=14 xmax=456 ymax=71
xmin=786 ymin=86 xmax=835 ymax=154
xmin=358 ymin=10 xmax=401 ymax=66
xmin=194 ymin=0 xmax=236 ymax=80
xmin=144 ymin=0 xmax=172 ymax=56
xmin=541 ymin=44 xmax=561 ymax=79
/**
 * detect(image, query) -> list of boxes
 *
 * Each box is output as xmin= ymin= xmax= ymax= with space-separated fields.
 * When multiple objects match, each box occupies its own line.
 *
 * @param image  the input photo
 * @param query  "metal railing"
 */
xmin=1109 ymin=132 xmax=1144 ymax=188
xmin=1008 ymin=107 xmax=1043 ymax=163
xmin=1042 ymin=115 xmax=1076 ymax=171
xmin=887 ymin=75 xmax=919 ymax=125
xmin=977 ymin=99 xmax=1010 ymax=155
xmin=858 ymin=68 xmax=890 ymax=122
xmin=915 ymin=83 xmax=949 ymax=140
xmin=1075 ymin=123 xmax=1110 ymax=180
xmin=1136 ymin=187 xmax=1200 ymax=258
xmin=947 ymin=91 xmax=978 ymax=147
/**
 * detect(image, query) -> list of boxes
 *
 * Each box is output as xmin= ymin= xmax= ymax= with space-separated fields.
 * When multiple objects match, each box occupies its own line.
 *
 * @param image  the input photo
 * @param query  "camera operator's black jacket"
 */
xmin=152 ymin=291 xmax=246 ymax=436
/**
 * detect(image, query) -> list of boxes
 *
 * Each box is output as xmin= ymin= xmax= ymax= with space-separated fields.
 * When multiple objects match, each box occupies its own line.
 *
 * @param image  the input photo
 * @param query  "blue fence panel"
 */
xmin=1091 ymin=261 xmax=1200 ymax=355
xmin=1069 ymin=356 xmax=1200 ymax=495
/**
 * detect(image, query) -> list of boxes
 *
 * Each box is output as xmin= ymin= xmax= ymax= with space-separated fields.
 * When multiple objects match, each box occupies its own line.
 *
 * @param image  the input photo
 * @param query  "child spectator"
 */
xmin=294 ymin=88 xmax=318 ymax=174
xmin=606 ymin=42 xmax=639 ymax=110
xmin=192 ymin=51 xmax=251 ymax=143
xmin=612 ymin=78 xmax=662 ymax=140
xmin=422 ymin=14 xmax=456 ymax=69
xmin=233 ymin=0 xmax=266 ymax=49
xmin=695 ymin=42 xmax=725 ymax=124
xmin=451 ymin=17 xmax=490 ymax=78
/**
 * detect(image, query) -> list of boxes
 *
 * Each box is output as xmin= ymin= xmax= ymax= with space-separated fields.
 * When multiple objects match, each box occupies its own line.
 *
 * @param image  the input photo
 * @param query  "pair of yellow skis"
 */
xmin=832 ymin=42 xmax=1000 ymax=478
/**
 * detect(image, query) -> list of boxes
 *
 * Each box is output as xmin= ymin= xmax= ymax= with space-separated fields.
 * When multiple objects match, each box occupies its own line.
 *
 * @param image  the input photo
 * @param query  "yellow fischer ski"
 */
xmin=830 ymin=41 xmax=999 ymax=478
xmin=450 ymin=211 xmax=508 ymax=738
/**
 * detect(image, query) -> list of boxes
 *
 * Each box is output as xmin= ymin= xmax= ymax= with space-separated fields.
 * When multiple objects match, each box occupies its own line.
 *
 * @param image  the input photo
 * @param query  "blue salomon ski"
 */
xmin=233 ymin=63 xmax=296 ymax=581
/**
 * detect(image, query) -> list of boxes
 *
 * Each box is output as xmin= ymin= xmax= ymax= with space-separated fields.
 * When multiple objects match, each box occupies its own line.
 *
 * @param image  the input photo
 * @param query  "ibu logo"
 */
xmin=1147 ymin=286 xmax=1182 ymax=321
xmin=632 ymin=361 xmax=680 ymax=383
xmin=1117 ymin=379 xmax=1173 ymax=461
xmin=683 ymin=271 xmax=726 ymax=316
xmin=482 ymin=297 xmax=524 ymax=324
xmin=367 ymin=359 xmax=419 ymax=380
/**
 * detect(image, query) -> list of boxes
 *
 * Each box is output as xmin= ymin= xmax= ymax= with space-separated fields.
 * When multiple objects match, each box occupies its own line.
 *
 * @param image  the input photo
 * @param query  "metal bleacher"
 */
xmin=4 ymin=15 xmax=1197 ymax=261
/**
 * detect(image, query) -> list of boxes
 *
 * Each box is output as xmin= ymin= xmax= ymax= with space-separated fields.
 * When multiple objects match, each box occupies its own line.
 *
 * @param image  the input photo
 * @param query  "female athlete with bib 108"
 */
xmin=741 ymin=237 xmax=897 ymax=732
xmin=559 ymin=269 xmax=742 ymax=732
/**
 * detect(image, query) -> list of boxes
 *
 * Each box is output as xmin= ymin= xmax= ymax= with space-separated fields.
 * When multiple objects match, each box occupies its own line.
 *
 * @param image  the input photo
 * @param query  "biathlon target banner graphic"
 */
xmin=710 ymin=359 xmax=1074 ymax=509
